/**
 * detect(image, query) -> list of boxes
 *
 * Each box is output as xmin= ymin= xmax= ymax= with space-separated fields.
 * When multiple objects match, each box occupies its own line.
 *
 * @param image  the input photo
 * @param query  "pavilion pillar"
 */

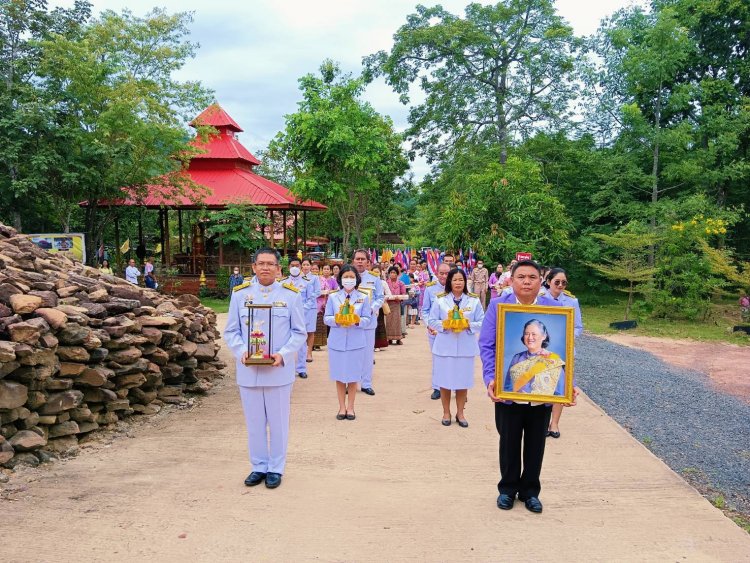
xmin=164 ymin=210 xmax=171 ymax=267
xmin=219 ymin=235 xmax=223 ymax=268
xmin=294 ymin=210 xmax=299 ymax=253
xmin=158 ymin=209 xmax=165 ymax=264
xmin=138 ymin=209 xmax=144 ymax=253
xmin=114 ymin=214 xmax=122 ymax=275
xmin=282 ymin=210 xmax=287 ymax=256
xmin=178 ymin=209 xmax=183 ymax=252
xmin=303 ymin=210 xmax=307 ymax=257
xmin=269 ymin=210 xmax=275 ymax=248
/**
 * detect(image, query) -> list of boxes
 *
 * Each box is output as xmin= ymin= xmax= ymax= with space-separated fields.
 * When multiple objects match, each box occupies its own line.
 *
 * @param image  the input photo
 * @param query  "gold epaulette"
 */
xmin=563 ymin=289 xmax=576 ymax=298
xmin=282 ymin=282 xmax=300 ymax=293
xmin=468 ymin=292 xmax=479 ymax=298
xmin=538 ymin=289 xmax=547 ymax=296
xmin=359 ymin=286 xmax=373 ymax=295
xmin=426 ymin=281 xmax=436 ymax=287
xmin=370 ymin=269 xmax=380 ymax=276
xmin=437 ymin=291 xmax=447 ymax=298
xmin=233 ymin=281 xmax=251 ymax=292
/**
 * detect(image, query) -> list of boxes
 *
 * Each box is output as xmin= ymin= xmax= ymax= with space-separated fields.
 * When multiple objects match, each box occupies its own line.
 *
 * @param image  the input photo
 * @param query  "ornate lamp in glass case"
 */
xmin=243 ymin=303 xmax=274 ymax=365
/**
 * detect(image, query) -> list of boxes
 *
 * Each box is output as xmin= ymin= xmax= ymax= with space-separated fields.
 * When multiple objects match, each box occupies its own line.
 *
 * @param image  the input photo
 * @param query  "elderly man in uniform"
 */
xmin=352 ymin=248 xmax=384 ymax=396
xmin=281 ymin=258 xmax=318 ymax=379
xmin=224 ymin=248 xmax=306 ymax=489
xmin=421 ymin=262 xmax=452 ymax=400
xmin=479 ymin=259 xmax=578 ymax=513
xmin=469 ymin=259 xmax=490 ymax=309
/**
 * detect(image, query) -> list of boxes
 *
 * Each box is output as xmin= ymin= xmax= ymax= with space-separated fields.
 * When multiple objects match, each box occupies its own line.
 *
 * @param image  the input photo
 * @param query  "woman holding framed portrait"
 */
xmin=428 ymin=268 xmax=485 ymax=428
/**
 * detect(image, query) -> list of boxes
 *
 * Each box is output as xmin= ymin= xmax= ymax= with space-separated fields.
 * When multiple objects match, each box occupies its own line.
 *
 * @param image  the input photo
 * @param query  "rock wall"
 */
xmin=0 ymin=224 xmax=225 ymax=468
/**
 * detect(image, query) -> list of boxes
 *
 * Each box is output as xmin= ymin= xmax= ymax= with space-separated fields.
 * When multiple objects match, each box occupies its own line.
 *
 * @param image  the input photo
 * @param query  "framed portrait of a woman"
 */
xmin=494 ymin=304 xmax=575 ymax=404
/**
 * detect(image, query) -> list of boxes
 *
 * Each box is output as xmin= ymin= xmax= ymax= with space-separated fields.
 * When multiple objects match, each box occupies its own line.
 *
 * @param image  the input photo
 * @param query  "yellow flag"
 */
xmin=120 ymin=238 xmax=130 ymax=254
xmin=154 ymin=243 xmax=162 ymax=254
xmin=297 ymin=249 xmax=303 ymax=260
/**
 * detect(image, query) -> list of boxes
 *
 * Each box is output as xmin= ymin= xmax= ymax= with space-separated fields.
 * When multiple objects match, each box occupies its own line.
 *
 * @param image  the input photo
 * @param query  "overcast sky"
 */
xmin=52 ymin=0 xmax=645 ymax=179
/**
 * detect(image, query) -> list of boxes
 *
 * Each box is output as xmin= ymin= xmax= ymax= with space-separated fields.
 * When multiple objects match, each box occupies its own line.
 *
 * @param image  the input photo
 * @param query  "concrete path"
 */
xmin=2 ymin=314 xmax=749 ymax=562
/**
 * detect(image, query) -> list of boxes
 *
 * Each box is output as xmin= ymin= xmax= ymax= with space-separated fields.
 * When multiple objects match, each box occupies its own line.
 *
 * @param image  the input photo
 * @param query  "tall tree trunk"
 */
xmin=649 ymin=83 xmax=663 ymax=267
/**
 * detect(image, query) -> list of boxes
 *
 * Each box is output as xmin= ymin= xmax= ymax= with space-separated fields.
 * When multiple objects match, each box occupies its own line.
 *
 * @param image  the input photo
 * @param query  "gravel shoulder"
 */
xmin=576 ymin=334 xmax=750 ymax=515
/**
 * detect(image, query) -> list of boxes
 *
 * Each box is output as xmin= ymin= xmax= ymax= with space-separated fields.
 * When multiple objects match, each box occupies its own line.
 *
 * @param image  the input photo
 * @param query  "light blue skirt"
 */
xmin=328 ymin=348 xmax=365 ymax=384
xmin=432 ymin=355 xmax=476 ymax=390
xmin=305 ymin=308 xmax=317 ymax=333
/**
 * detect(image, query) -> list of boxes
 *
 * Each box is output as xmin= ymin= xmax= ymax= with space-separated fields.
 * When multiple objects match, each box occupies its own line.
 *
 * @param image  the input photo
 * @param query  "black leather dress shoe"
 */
xmin=297 ymin=372 xmax=307 ymax=379
xmin=430 ymin=389 xmax=441 ymax=400
xmin=265 ymin=472 xmax=282 ymax=489
xmin=244 ymin=472 xmax=266 ymax=487
xmin=361 ymin=387 xmax=375 ymax=396
xmin=522 ymin=496 xmax=543 ymax=513
xmin=497 ymin=494 xmax=515 ymax=510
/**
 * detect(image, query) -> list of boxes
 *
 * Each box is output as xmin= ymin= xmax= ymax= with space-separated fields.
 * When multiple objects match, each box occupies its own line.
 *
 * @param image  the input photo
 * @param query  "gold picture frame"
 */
xmin=494 ymin=304 xmax=575 ymax=404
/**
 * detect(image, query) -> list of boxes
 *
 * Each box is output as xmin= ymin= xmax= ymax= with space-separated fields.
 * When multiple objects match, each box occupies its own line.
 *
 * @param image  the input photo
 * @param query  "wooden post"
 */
xmin=158 ymin=209 xmax=165 ymax=264
xmin=282 ymin=209 xmax=287 ymax=257
xmin=269 ymin=210 xmax=275 ymax=248
xmin=219 ymin=235 xmax=224 ymax=268
xmin=114 ymin=214 xmax=122 ymax=275
xmin=294 ymin=210 xmax=299 ymax=253
xmin=164 ymin=209 xmax=171 ymax=267
xmin=178 ymin=209 xmax=183 ymax=252
xmin=138 ymin=208 xmax=144 ymax=253
xmin=303 ymin=210 xmax=307 ymax=256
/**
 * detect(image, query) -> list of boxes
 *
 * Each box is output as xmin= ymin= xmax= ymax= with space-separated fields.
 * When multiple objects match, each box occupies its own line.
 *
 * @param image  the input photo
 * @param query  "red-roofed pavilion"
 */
xmin=89 ymin=104 xmax=326 ymax=277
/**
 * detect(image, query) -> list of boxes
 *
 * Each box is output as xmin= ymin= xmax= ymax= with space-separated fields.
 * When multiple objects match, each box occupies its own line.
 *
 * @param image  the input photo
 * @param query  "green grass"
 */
xmin=200 ymin=297 xmax=230 ymax=314
xmin=581 ymin=297 xmax=750 ymax=345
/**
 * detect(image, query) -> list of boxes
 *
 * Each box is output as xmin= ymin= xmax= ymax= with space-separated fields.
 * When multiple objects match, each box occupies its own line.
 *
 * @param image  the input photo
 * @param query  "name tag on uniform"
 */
xmin=463 ymin=307 xmax=472 ymax=312
xmin=244 ymin=299 xmax=253 ymax=306
xmin=355 ymin=299 xmax=364 ymax=304
xmin=273 ymin=301 xmax=287 ymax=307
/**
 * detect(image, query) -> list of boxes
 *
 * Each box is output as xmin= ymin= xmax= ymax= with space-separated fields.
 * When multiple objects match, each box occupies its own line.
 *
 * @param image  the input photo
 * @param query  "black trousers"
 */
xmin=495 ymin=402 xmax=552 ymax=499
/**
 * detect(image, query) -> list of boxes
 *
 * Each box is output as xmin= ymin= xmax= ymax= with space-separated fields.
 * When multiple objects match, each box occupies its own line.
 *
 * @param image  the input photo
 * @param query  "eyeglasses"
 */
xmin=254 ymin=262 xmax=278 ymax=268
xmin=553 ymin=280 xmax=568 ymax=287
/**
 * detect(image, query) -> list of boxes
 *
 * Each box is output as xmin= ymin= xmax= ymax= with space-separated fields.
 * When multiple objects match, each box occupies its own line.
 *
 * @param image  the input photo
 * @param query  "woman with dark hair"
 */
xmin=99 ymin=259 xmax=113 ymax=276
xmin=544 ymin=267 xmax=583 ymax=438
xmin=371 ymin=265 xmax=389 ymax=350
xmin=314 ymin=264 xmax=339 ymax=349
xmin=428 ymin=268 xmax=485 ymax=427
xmin=324 ymin=265 xmax=373 ymax=420
xmin=385 ymin=266 xmax=407 ymax=344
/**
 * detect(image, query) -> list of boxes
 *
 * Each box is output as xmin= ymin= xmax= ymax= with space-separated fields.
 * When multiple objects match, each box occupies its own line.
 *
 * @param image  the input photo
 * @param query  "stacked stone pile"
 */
xmin=0 ymin=224 xmax=225 ymax=469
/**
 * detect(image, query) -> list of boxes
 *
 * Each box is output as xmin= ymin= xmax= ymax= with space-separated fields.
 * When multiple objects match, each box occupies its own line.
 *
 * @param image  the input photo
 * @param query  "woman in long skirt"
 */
xmin=428 ymin=268 xmax=485 ymax=428
xmin=372 ymin=265 xmax=389 ymax=350
xmin=324 ymin=265 xmax=373 ymax=420
xmin=314 ymin=264 xmax=338 ymax=348
xmin=385 ymin=266 xmax=406 ymax=344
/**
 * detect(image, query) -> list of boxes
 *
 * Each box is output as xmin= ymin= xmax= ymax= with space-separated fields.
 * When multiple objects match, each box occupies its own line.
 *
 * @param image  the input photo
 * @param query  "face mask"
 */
xmin=478 ymin=264 xmax=483 ymax=269
xmin=342 ymin=278 xmax=356 ymax=289
xmin=289 ymin=266 xmax=301 ymax=277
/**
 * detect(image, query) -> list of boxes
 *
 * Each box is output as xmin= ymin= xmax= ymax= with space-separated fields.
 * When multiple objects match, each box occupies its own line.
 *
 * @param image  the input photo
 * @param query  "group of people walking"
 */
xmin=223 ymin=247 xmax=583 ymax=515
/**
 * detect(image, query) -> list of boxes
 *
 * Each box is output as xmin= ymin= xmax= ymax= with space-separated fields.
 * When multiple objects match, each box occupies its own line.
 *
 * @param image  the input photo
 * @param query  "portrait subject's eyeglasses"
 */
xmin=553 ymin=280 xmax=568 ymax=287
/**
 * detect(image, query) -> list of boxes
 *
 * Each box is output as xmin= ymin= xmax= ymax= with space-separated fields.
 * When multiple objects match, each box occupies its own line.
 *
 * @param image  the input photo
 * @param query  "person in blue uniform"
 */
xmin=223 ymin=248 xmax=306 ymax=489
xmin=479 ymin=259 xmax=579 ymax=514
xmin=301 ymin=258 xmax=322 ymax=361
xmin=352 ymin=249 xmax=384 ymax=395
xmin=281 ymin=258 xmax=318 ymax=379
xmin=428 ymin=268 xmax=484 ymax=428
xmin=544 ymin=267 xmax=583 ymax=439
xmin=421 ymin=262 xmax=452 ymax=400
xmin=324 ymin=265 xmax=373 ymax=420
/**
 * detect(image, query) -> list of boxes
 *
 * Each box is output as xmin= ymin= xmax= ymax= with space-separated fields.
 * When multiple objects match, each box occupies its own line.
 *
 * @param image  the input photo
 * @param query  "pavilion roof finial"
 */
xmin=189 ymin=103 xmax=243 ymax=133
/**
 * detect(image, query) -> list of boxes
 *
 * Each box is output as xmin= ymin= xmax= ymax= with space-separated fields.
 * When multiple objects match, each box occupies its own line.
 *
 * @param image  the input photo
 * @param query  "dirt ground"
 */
xmin=1 ymin=314 xmax=749 ymax=562
xmin=602 ymin=334 xmax=750 ymax=403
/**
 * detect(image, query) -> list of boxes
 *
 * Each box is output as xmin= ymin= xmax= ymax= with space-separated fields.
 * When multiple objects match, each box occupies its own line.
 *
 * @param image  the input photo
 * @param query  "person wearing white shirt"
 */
xmin=125 ymin=259 xmax=141 ymax=285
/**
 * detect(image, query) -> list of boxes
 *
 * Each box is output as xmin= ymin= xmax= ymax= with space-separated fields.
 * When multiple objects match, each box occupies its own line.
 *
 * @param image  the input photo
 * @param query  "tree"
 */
xmin=413 ymin=144 xmax=572 ymax=262
xmin=588 ymin=223 xmax=657 ymax=321
xmin=0 ymin=0 xmax=92 ymax=231
xmin=206 ymin=203 xmax=269 ymax=260
xmin=269 ymin=60 xmax=408 ymax=259
xmin=364 ymin=0 xmax=581 ymax=165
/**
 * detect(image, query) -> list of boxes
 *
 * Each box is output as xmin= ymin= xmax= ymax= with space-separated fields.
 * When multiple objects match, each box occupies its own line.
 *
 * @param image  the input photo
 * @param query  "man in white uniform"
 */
xmin=352 ymin=249 xmax=384 ymax=395
xmin=421 ymin=262 xmax=451 ymax=400
xmin=223 ymin=248 xmax=306 ymax=489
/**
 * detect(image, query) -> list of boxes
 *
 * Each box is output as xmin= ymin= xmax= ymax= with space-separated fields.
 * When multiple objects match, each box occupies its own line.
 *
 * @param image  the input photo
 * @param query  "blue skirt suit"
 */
xmin=324 ymin=289 xmax=373 ymax=383
xmin=428 ymin=292 xmax=485 ymax=390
